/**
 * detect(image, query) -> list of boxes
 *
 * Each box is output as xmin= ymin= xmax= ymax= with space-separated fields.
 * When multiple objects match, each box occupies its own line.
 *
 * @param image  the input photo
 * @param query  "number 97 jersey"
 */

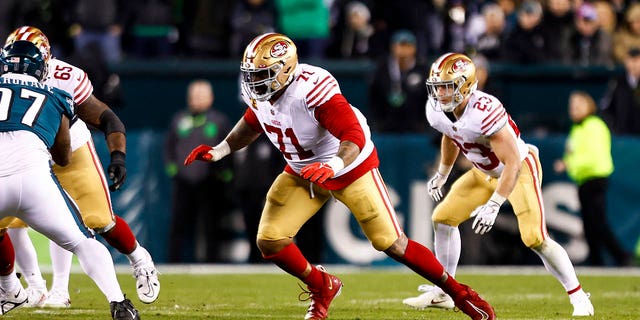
xmin=426 ymin=90 xmax=530 ymax=178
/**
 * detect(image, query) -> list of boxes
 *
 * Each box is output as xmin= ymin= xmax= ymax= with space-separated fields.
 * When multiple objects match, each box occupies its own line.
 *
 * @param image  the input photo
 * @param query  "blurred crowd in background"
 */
xmin=2 ymin=0 xmax=640 ymax=65
xmin=6 ymin=0 xmax=640 ymax=136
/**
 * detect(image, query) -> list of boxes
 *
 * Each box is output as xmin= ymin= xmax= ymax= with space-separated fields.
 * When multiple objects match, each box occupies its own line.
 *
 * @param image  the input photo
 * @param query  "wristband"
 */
xmin=110 ymin=150 xmax=126 ymax=164
xmin=489 ymin=192 xmax=507 ymax=206
xmin=209 ymin=140 xmax=231 ymax=161
xmin=437 ymin=163 xmax=453 ymax=177
xmin=326 ymin=156 xmax=345 ymax=172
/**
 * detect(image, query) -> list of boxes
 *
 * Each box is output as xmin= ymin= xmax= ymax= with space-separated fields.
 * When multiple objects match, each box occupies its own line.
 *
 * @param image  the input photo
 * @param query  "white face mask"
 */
xmin=426 ymin=78 xmax=461 ymax=112
xmin=241 ymin=63 xmax=283 ymax=102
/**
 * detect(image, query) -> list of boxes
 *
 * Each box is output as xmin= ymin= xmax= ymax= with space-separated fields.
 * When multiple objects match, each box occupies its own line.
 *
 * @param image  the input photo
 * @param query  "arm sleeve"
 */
xmin=314 ymin=94 xmax=366 ymax=149
xmin=242 ymin=108 xmax=264 ymax=133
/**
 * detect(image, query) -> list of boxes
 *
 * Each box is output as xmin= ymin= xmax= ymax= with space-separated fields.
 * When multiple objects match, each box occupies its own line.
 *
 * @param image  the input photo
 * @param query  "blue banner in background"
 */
xmin=92 ymin=131 xmax=640 ymax=266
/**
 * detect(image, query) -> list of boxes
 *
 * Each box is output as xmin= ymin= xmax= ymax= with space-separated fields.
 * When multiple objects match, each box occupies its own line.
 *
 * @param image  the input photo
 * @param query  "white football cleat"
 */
xmin=44 ymin=288 xmax=71 ymax=308
xmin=24 ymin=286 xmax=48 ymax=308
xmin=132 ymin=248 xmax=160 ymax=304
xmin=571 ymin=292 xmax=594 ymax=316
xmin=0 ymin=286 xmax=28 ymax=314
xmin=402 ymin=284 xmax=455 ymax=310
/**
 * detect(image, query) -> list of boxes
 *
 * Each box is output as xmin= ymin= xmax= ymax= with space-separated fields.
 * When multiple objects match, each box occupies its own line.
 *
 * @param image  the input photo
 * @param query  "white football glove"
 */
xmin=427 ymin=172 xmax=448 ymax=202
xmin=470 ymin=200 xmax=501 ymax=235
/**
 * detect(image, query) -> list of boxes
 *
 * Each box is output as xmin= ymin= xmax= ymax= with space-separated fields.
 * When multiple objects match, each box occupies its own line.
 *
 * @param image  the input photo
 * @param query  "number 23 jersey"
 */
xmin=426 ymin=90 xmax=530 ymax=178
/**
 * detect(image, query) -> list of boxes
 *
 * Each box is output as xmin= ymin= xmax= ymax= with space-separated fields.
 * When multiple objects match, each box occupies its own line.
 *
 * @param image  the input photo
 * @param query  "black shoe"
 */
xmin=110 ymin=297 xmax=140 ymax=320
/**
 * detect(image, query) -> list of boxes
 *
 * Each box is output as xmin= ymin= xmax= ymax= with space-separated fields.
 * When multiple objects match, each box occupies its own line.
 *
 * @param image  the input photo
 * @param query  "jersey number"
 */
xmin=296 ymin=70 xmax=315 ymax=82
xmin=472 ymin=96 xmax=493 ymax=112
xmin=0 ymin=88 xmax=47 ymax=126
xmin=53 ymin=65 xmax=73 ymax=80
xmin=264 ymin=124 xmax=314 ymax=160
xmin=452 ymin=140 xmax=500 ymax=171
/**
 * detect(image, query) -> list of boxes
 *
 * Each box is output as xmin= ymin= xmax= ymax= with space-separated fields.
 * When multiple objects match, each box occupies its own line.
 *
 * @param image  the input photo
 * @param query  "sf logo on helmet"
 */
xmin=452 ymin=59 xmax=469 ymax=73
xmin=271 ymin=41 xmax=288 ymax=58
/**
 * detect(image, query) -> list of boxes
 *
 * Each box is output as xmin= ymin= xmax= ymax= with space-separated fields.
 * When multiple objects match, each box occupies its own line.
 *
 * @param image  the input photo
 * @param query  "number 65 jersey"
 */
xmin=426 ymin=90 xmax=530 ymax=178
xmin=44 ymin=58 xmax=93 ymax=152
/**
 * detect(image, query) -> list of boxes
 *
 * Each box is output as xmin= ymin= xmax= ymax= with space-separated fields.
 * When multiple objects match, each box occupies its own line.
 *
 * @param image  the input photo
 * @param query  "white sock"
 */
xmin=434 ymin=223 xmax=461 ymax=277
xmin=72 ymin=238 xmax=124 ymax=303
xmin=49 ymin=240 xmax=73 ymax=293
xmin=126 ymin=242 xmax=148 ymax=266
xmin=532 ymin=238 xmax=581 ymax=292
xmin=0 ymin=270 xmax=22 ymax=293
xmin=7 ymin=228 xmax=46 ymax=289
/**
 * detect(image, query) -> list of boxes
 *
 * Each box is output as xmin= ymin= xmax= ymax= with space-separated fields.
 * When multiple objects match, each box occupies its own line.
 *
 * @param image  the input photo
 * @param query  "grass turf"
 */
xmin=5 ymin=267 xmax=640 ymax=319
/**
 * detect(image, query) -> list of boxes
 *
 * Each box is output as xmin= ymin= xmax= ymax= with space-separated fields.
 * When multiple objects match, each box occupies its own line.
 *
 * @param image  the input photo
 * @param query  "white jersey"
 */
xmin=426 ymin=90 xmax=530 ymax=177
xmin=44 ymin=58 xmax=94 ymax=151
xmin=241 ymin=63 xmax=374 ymax=177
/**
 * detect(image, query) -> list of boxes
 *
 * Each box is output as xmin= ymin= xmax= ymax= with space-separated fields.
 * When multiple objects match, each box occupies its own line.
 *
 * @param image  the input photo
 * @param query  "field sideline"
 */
xmin=7 ymin=265 xmax=640 ymax=319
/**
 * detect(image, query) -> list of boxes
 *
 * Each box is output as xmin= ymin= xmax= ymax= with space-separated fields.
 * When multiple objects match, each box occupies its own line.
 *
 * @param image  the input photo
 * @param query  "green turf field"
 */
xmin=6 ymin=266 xmax=640 ymax=319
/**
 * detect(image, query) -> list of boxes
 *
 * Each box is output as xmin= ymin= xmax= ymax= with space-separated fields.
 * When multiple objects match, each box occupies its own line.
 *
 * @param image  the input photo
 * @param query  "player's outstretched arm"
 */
xmin=184 ymin=118 xmax=261 ymax=166
xmin=225 ymin=117 xmax=262 ymax=152
xmin=51 ymin=116 xmax=72 ymax=166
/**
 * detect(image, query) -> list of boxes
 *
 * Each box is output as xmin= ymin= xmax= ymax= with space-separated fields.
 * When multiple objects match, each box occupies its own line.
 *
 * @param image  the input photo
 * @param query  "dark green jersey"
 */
xmin=0 ymin=76 xmax=74 ymax=148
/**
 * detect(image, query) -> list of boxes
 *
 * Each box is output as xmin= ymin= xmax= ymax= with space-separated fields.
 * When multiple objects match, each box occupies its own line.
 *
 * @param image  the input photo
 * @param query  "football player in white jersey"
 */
xmin=401 ymin=52 xmax=595 ymax=317
xmin=0 ymin=26 xmax=159 ymax=308
xmin=184 ymin=33 xmax=495 ymax=320
xmin=0 ymin=40 xmax=140 ymax=319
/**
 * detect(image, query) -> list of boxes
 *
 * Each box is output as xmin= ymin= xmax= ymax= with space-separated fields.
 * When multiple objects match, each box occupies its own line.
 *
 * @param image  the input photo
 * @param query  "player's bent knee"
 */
xmin=257 ymin=224 xmax=287 ymax=242
xmin=370 ymin=235 xmax=397 ymax=251
xmin=84 ymin=215 xmax=114 ymax=232
xmin=432 ymin=214 xmax=459 ymax=227
xmin=521 ymin=231 xmax=544 ymax=248
xmin=55 ymin=238 xmax=86 ymax=252
xmin=1 ymin=217 xmax=25 ymax=229
xmin=431 ymin=206 xmax=461 ymax=226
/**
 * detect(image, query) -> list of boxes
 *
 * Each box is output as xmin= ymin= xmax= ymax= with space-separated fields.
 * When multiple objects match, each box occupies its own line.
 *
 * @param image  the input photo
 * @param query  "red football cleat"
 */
xmin=452 ymin=284 xmax=496 ymax=320
xmin=299 ymin=265 xmax=343 ymax=320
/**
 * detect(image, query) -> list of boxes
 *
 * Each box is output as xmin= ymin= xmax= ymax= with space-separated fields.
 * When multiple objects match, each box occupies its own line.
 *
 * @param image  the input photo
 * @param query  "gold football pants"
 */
xmin=257 ymin=169 xmax=403 ymax=251
xmin=432 ymin=148 xmax=548 ymax=248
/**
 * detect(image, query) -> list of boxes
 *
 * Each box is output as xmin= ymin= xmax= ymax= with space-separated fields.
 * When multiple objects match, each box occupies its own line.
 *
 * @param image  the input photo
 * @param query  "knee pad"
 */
xmin=0 ymin=217 xmax=24 ymax=229
xmin=432 ymin=205 xmax=460 ymax=227
xmin=87 ymin=217 xmax=115 ymax=234
xmin=369 ymin=233 xmax=397 ymax=251
xmin=521 ymin=229 xmax=544 ymax=248
xmin=256 ymin=224 xmax=287 ymax=242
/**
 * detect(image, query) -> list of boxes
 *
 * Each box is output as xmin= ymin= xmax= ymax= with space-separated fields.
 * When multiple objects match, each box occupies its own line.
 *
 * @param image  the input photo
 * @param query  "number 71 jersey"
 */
xmin=426 ymin=90 xmax=530 ymax=178
xmin=240 ymin=63 xmax=375 ymax=177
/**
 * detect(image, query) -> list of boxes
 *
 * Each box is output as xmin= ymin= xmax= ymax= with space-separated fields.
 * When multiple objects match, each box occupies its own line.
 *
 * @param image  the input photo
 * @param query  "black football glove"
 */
xmin=107 ymin=151 xmax=126 ymax=191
